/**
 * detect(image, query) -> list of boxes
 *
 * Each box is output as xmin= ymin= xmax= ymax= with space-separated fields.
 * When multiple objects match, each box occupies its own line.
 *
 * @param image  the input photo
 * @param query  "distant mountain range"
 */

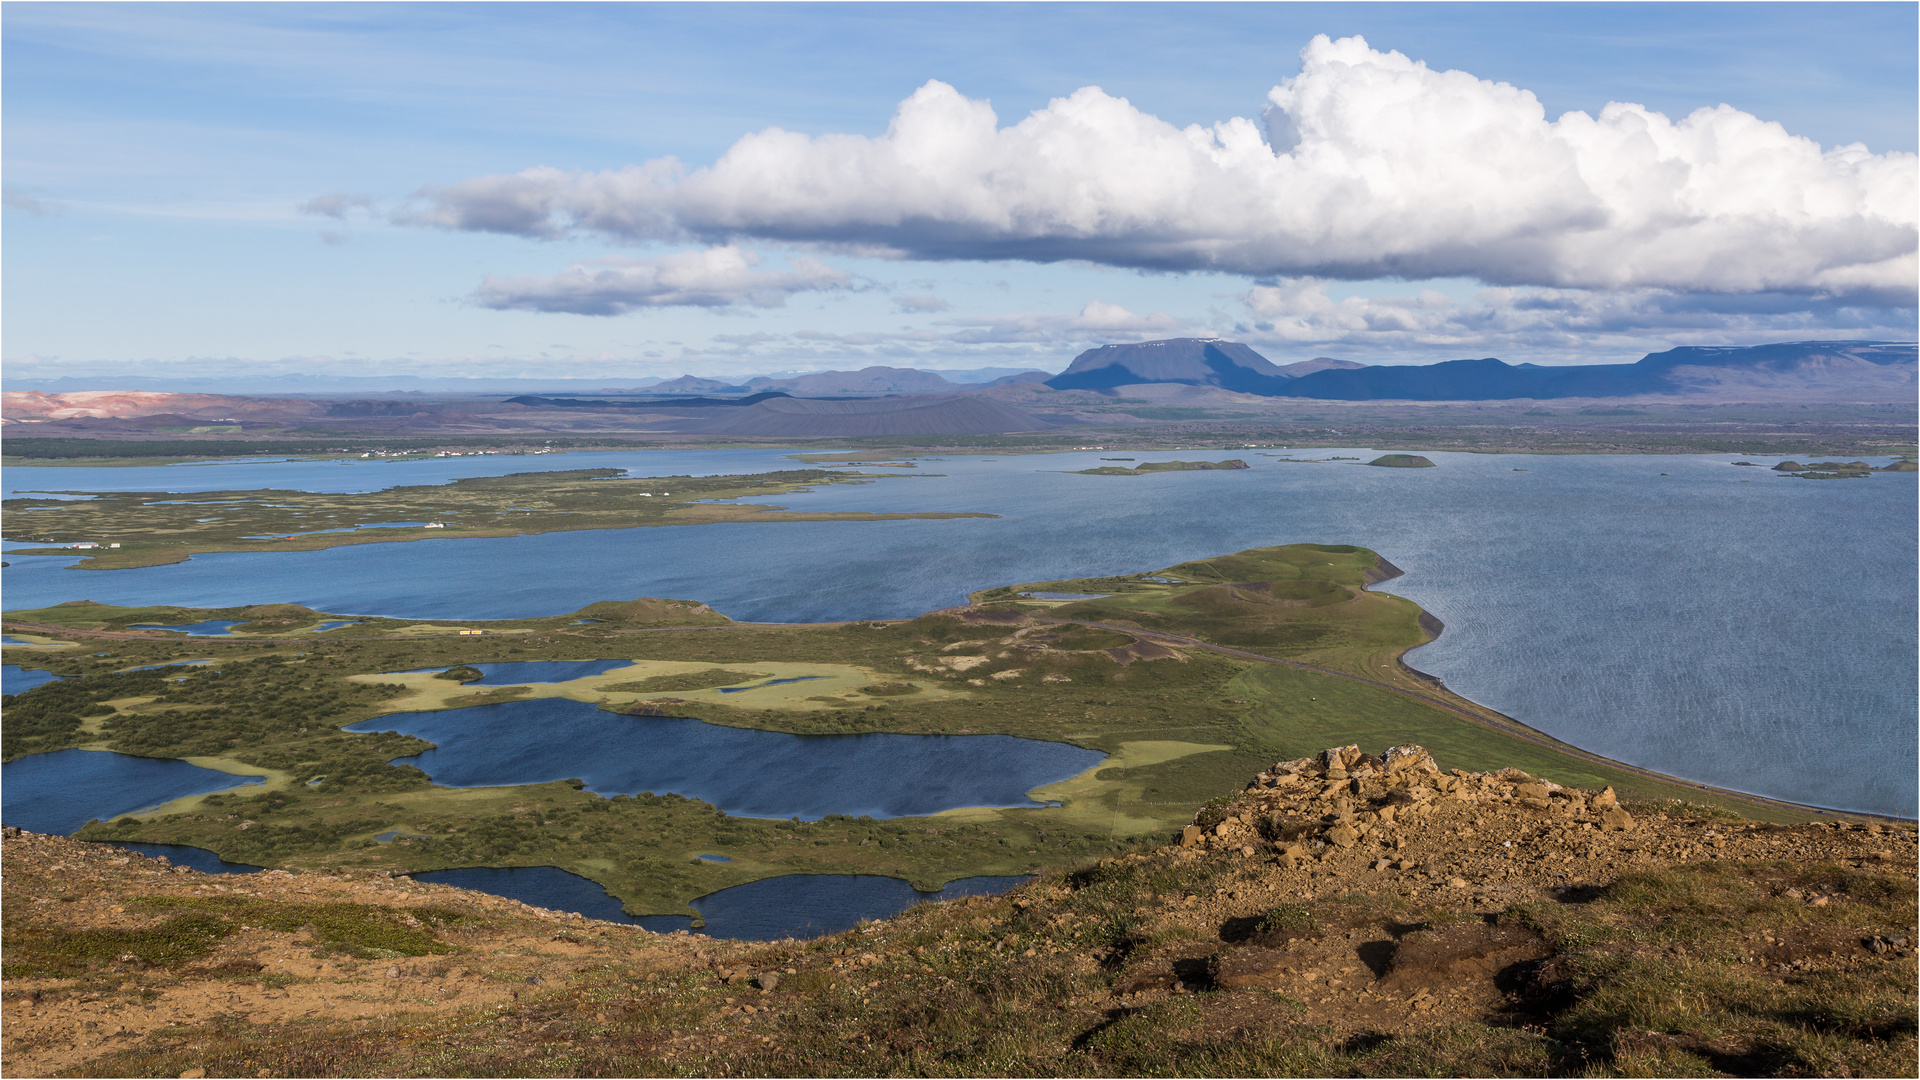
xmin=1041 ymin=338 xmax=1914 ymax=402
xmin=1045 ymin=339 xmax=1363 ymax=392
xmin=646 ymin=366 xmax=1051 ymax=397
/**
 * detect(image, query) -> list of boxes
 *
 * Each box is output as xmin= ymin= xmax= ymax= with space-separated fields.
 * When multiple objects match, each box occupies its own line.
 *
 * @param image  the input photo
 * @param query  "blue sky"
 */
xmin=4 ymin=2 xmax=1916 ymax=383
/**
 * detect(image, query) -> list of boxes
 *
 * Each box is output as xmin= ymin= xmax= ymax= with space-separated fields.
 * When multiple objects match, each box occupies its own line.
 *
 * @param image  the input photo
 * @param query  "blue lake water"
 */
xmin=3 ymin=664 xmax=62 ymax=694
xmin=104 ymin=841 xmax=264 ymax=875
xmin=408 ymin=864 xmax=1025 ymax=939
xmin=345 ymin=697 xmax=1104 ymax=819
xmin=2 ymin=447 xmax=845 ymax=497
xmin=127 ymin=620 xmax=245 ymax=636
xmin=4 ymin=449 xmax=1914 ymax=815
xmin=398 ymin=659 xmax=636 ymax=683
xmin=1 ymin=749 xmax=266 ymax=835
xmin=465 ymin=659 xmax=635 ymax=684
xmin=718 ymin=675 xmax=825 ymax=693
xmin=312 ymin=621 xmax=360 ymax=632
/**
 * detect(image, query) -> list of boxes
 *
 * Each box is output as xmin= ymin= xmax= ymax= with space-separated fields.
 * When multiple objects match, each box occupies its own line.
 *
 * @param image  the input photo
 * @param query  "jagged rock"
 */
xmin=1593 ymin=786 xmax=1619 ymax=810
xmin=1383 ymin=744 xmax=1441 ymax=776
xmin=1602 ymin=807 xmax=1636 ymax=831
xmin=1181 ymin=825 xmax=1203 ymax=847
xmin=1514 ymin=782 xmax=1552 ymax=801
xmin=1326 ymin=824 xmax=1360 ymax=848
xmin=1321 ymin=744 xmax=1362 ymax=777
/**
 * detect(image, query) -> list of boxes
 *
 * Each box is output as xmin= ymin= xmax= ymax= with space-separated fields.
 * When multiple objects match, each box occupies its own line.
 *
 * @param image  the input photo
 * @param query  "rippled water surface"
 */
xmin=346 ymin=697 xmax=1105 ymax=819
xmin=1 ymin=749 xmax=266 ymax=835
xmin=5 ymin=449 xmax=1914 ymax=814
xmin=3 ymin=664 xmax=62 ymax=695
xmin=409 ymin=865 xmax=1027 ymax=939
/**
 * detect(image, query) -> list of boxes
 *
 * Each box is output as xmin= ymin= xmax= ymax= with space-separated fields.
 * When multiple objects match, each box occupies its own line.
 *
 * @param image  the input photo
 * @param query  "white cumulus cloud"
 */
xmin=1240 ymin=279 xmax=1917 ymax=359
xmin=400 ymin=35 xmax=1916 ymax=303
xmin=940 ymin=301 xmax=1185 ymax=344
xmin=472 ymin=246 xmax=854 ymax=315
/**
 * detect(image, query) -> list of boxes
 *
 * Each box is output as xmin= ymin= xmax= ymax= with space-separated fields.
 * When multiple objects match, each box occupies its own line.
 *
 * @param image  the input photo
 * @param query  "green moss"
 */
xmin=0 ymin=911 xmax=236 ymax=977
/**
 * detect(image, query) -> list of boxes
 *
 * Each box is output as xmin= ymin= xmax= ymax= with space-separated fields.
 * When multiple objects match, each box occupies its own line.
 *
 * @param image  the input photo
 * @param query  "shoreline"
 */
xmin=5 ymin=606 xmax=1908 ymax=826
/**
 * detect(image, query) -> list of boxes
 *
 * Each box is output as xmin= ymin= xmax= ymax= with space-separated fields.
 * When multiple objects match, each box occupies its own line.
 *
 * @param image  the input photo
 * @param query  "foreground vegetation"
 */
xmin=3 ymin=545 xmax=1827 ymax=927
xmin=4 ymin=747 xmax=1911 ymax=1078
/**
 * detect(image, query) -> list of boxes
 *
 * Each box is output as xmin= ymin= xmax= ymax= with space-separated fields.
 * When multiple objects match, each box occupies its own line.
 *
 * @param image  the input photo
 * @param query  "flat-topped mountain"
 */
xmin=1037 ymin=338 xmax=1914 ymax=403
xmin=1279 ymin=340 xmax=1917 ymax=402
xmin=1045 ymin=338 xmax=1299 ymax=393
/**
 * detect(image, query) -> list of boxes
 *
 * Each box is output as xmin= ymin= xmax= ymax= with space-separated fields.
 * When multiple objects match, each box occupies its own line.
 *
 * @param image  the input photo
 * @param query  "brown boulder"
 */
xmin=1383 ymin=744 xmax=1441 ymax=776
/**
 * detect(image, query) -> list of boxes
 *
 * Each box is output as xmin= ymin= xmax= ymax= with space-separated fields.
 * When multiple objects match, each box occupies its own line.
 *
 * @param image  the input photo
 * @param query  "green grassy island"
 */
xmin=1074 ymin=459 xmax=1250 ymax=476
xmin=3 ymin=545 xmax=1829 ymax=925
xmin=0 ymin=468 xmax=995 ymax=570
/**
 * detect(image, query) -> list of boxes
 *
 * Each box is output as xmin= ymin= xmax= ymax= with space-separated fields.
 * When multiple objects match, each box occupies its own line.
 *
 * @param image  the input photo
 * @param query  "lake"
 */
xmin=345 ymin=697 xmax=1105 ymax=819
xmin=105 ymin=841 xmax=264 ymax=875
xmin=401 ymin=659 xmax=637 ymax=684
xmin=3 ymin=664 xmax=62 ymax=695
xmin=4 ymin=448 xmax=1914 ymax=815
xmin=1 ymin=748 xmax=266 ymax=835
xmin=409 ymin=864 xmax=1025 ymax=939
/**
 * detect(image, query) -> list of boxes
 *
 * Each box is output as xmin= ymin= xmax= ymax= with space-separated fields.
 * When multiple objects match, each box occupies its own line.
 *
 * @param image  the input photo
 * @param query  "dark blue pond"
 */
xmin=3 ymin=664 xmax=62 ymax=695
xmin=102 ymin=841 xmax=263 ymax=875
xmin=718 ymin=676 xmax=825 ymax=693
xmin=312 ymin=621 xmax=360 ymax=632
xmin=346 ymin=697 xmax=1103 ymax=819
xmin=2 ymin=635 xmax=48 ymax=645
xmin=127 ymin=619 xmax=245 ymax=636
xmin=1 ymin=749 xmax=266 ymax=835
xmin=399 ymin=659 xmax=636 ymax=685
xmin=689 ymin=873 xmax=1029 ymax=940
xmin=409 ymin=864 xmax=1026 ymax=939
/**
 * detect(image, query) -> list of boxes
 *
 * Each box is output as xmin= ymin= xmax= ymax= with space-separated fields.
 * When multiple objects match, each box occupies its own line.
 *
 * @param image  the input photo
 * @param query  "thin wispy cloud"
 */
xmin=3 ymin=187 xmax=65 ymax=216
xmin=472 ymin=246 xmax=854 ymax=315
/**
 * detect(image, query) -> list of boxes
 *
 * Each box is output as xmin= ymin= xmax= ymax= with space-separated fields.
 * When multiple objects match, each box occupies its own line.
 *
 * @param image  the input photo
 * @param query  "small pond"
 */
xmin=1020 ymin=592 xmax=1112 ymax=601
xmin=101 ymin=841 xmax=264 ymax=875
xmin=686 ymin=873 xmax=1029 ymax=940
xmin=3 ymin=664 xmax=62 ymax=695
xmin=127 ymin=620 xmax=245 ymax=636
xmin=346 ymin=698 xmax=1103 ymax=819
xmin=717 ymin=675 xmax=824 ymax=693
xmin=311 ymin=621 xmax=360 ymax=632
xmin=399 ymin=659 xmax=636 ymax=685
xmin=408 ymin=865 xmax=1026 ymax=939
xmin=2 ymin=749 xmax=266 ymax=836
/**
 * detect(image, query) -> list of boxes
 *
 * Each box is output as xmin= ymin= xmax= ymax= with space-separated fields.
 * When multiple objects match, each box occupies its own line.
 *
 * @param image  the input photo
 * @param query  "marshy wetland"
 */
xmin=0 ymin=543 xmax=1842 ymax=928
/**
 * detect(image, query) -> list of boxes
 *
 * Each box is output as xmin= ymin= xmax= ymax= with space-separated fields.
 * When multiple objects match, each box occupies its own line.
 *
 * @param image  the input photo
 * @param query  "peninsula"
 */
xmin=1 ymin=468 xmax=994 ymax=570
xmin=3 ymin=545 xmax=1844 ymax=926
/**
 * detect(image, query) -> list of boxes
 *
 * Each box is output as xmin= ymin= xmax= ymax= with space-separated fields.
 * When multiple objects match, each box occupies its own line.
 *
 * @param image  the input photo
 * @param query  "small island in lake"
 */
xmin=1366 ymin=454 xmax=1436 ymax=468
xmin=1074 ymin=459 xmax=1249 ymax=475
